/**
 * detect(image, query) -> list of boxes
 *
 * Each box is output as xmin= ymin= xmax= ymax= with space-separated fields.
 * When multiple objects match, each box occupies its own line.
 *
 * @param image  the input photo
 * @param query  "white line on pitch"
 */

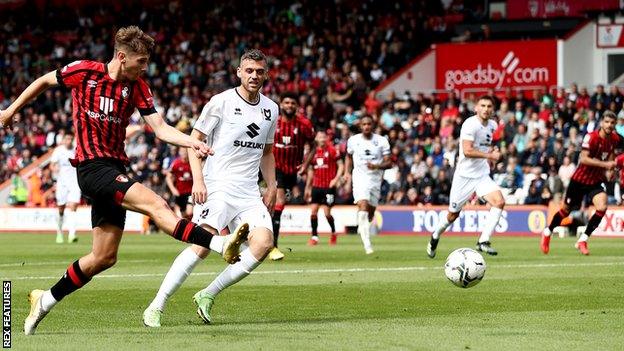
xmin=3 ymin=261 xmax=624 ymax=281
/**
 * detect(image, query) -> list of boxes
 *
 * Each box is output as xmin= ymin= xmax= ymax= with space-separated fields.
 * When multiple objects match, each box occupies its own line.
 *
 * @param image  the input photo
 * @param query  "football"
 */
xmin=444 ymin=248 xmax=487 ymax=288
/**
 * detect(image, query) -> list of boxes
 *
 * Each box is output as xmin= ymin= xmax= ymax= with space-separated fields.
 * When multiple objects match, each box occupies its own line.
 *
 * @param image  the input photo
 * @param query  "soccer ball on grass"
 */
xmin=444 ymin=248 xmax=486 ymax=288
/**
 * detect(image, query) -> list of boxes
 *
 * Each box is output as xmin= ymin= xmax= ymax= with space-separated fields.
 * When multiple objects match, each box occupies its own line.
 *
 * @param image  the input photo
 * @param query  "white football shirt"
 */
xmin=456 ymin=115 xmax=497 ymax=178
xmin=194 ymin=88 xmax=278 ymax=198
xmin=347 ymin=133 xmax=390 ymax=186
xmin=50 ymin=145 xmax=78 ymax=185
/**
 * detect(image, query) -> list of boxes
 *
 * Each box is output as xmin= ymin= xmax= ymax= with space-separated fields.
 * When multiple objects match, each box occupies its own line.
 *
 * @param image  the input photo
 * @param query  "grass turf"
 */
xmin=1 ymin=233 xmax=623 ymax=350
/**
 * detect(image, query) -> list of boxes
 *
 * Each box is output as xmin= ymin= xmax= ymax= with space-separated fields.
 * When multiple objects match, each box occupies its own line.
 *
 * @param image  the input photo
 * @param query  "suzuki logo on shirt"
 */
xmin=246 ymin=123 xmax=260 ymax=138
xmin=100 ymin=96 xmax=115 ymax=114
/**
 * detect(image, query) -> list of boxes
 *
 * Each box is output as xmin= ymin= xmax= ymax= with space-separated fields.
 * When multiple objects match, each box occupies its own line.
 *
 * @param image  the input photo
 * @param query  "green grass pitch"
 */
xmin=1 ymin=233 xmax=623 ymax=350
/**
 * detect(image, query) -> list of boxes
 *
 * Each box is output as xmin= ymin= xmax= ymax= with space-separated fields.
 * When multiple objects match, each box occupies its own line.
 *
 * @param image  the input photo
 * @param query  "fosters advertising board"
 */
xmin=436 ymin=40 xmax=557 ymax=92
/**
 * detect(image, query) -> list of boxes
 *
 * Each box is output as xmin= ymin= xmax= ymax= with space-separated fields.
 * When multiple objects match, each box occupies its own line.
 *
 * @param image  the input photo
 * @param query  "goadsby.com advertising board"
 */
xmin=436 ymin=40 xmax=557 ymax=92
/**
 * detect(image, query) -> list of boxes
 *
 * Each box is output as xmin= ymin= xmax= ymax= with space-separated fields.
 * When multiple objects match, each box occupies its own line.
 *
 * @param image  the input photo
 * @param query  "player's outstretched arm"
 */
xmin=164 ymin=169 xmax=179 ymax=197
xmin=0 ymin=71 xmax=59 ymax=128
xmin=260 ymin=144 xmax=277 ymax=212
xmin=304 ymin=166 xmax=314 ymax=202
xmin=143 ymin=112 xmax=213 ymax=158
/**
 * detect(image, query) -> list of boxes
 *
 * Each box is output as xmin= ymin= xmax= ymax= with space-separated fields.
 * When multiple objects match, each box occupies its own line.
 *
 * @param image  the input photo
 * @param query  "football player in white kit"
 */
xmin=143 ymin=49 xmax=278 ymax=327
xmin=344 ymin=116 xmax=392 ymax=254
xmin=50 ymin=132 xmax=81 ymax=243
xmin=427 ymin=95 xmax=504 ymax=258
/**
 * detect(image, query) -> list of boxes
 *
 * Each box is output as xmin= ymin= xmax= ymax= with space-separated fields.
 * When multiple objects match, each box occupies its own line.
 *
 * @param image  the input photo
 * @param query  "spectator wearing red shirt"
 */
xmin=166 ymin=148 xmax=193 ymax=219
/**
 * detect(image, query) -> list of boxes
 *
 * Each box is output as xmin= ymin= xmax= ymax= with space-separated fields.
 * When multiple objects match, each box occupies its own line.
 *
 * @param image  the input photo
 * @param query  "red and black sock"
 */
xmin=584 ymin=210 xmax=606 ymax=237
xmin=327 ymin=215 xmax=335 ymax=234
xmin=311 ymin=215 xmax=318 ymax=237
xmin=173 ymin=219 xmax=213 ymax=249
xmin=548 ymin=209 xmax=570 ymax=232
xmin=50 ymin=260 xmax=91 ymax=301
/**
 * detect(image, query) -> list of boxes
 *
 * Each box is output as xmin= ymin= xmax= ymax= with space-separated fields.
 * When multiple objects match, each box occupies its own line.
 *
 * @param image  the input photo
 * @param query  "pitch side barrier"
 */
xmin=276 ymin=205 xmax=624 ymax=237
xmin=2 ymin=205 xmax=622 ymax=237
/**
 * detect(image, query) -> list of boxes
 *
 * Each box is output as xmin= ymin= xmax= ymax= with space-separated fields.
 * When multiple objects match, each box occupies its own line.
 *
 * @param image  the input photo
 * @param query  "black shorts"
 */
xmin=276 ymin=169 xmax=297 ymax=190
xmin=564 ymin=179 xmax=605 ymax=210
xmin=311 ymin=187 xmax=336 ymax=206
xmin=174 ymin=194 xmax=191 ymax=209
xmin=76 ymin=158 xmax=137 ymax=229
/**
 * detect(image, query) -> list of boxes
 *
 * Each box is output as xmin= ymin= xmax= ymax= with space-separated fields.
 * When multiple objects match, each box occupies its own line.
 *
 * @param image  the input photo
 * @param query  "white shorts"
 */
xmin=56 ymin=181 xmax=81 ymax=206
xmin=448 ymin=175 xmax=500 ymax=213
xmin=352 ymin=182 xmax=381 ymax=207
xmin=192 ymin=192 xmax=272 ymax=233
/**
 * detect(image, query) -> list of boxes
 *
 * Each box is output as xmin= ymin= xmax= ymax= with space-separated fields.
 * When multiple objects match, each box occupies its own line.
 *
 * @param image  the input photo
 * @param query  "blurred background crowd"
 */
xmin=1 ymin=0 xmax=623 ymax=207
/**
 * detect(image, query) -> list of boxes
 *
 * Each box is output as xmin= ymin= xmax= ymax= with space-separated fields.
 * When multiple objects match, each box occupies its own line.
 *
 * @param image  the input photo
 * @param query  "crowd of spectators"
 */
xmin=1 ymin=1 xmax=623 ymax=208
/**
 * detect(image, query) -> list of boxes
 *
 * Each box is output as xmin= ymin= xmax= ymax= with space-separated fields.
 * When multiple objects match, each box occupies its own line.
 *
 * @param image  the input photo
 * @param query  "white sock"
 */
xmin=66 ymin=211 xmax=77 ymax=238
xmin=578 ymin=233 xmax=589 ymax=242
xmin=56 ymin=213 xmax=64 ymax=236
xmin=357 ymin=211 xmax=372 ymax=250
xmin=478 ymin=207 xmax=503 ymax=243
xmin=209 ymin=235 xmax=226 ymax=254
xmin=432 ymin=216 xmax=451 ymax=239
xmin=543 ymin=227 xmax=552 ymax=237
xmin=149 ymin=247 xmax=202 ymax=311
xmin=202 ymin=248 xmax=261 ymax=297
xmin=40 ymin=290 xmax=58 ymax=312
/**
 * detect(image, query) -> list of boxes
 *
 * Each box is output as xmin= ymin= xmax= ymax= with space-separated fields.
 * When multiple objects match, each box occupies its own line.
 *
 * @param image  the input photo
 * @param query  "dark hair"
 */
xmin=603 ymin=110 xmax=617 ymax=120
xmin=240 ymin=49 xmax=267 ymax=63
xmin=477 ymin=95 xmax=495 ymax=104
xmin=280 ymin=92 xmax=298 ymax=102
xmin=360 ymin=115 xmax=374 ymax=122
xmin=114 ymin=26 xmax=154 ymax=55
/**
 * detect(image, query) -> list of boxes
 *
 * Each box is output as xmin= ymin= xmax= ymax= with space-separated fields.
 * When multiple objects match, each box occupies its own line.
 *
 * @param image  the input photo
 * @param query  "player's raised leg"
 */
xmin=122 ymin=183 xmax=243 ymax=261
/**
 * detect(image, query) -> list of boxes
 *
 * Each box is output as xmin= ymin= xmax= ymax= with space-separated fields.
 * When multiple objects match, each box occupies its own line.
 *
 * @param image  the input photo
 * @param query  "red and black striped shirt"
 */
xmin=273 ymin=115 xmax=315 ymax=175
xmin=571 ymin=130 xmax=620 ymax=185
xmin=312 ymin=143 xmax=340 ymax=188
xmin=56 ymin=60 xmax=156 ymax=165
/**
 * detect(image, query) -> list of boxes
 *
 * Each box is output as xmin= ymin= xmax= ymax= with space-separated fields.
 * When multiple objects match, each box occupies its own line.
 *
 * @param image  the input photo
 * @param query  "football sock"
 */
xmin=202 ymin=248 xmax=260 ymax=297
xmin=432 ymin=215 xmax=451 ymax=239
xmin=56 ymin=213 xmax=64 ymax=237
xmin=311 ymin=215 xmax=318 ymax=237
xmin=66 ymin=210 xmax=77 ymax=238
xmin=50 ymin=260 xmax=91 ymax=302
xmin=547 ymin=208 xmax=570 ymax=233
xmin=172 ymin=219 xmax=213 ymax=249
xmin=272 ymin=206 xmax=283 ymax=247
xmin=583 ymin=210 xmax=605 ymax=239
xmin=578 ymin=233 xmax=589 ymax=242
xmin=357 ymin=211 xmax=372 ymax=249
xmin=40 ymin=290 xmax=58 ymax=312
xmin=479 ymin=207 xmax=503 ymax=243
xmin=150 ymin=247 xmax=202 ymax=312
xmin=327 ymin=215 xmax=335 ymax=233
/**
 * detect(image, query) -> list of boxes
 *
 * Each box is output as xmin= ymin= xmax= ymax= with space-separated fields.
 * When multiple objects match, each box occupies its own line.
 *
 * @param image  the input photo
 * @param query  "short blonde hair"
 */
xmin=114 ymin=26 xmax=154 ymax=55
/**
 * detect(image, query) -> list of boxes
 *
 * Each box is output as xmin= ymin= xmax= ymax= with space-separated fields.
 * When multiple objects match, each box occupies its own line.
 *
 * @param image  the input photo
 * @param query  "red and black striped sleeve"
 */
xmin=133 ymin=78 xmax=157 ymax=116
xmin=56 ymin=60 xmax=100 ymax=89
